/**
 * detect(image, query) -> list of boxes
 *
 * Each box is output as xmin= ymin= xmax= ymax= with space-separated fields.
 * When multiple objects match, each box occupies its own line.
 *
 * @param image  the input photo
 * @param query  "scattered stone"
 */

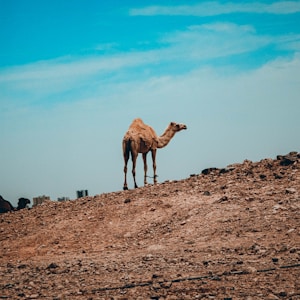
xmin=203 ymin=261 xmax=209 ymax=267
xmin=202 ymin=168 xmax=219 ymax=175
xmin=161 ymin=281 xmax=172 ymax=288
xmin=278 ymin=291 xmax=287 ymax=297
xmin=274 ymin=173 xmax=283 ymax=179
xmin=46 ymin=263 xmax=59 ymax=269
xmin=0 ymin=151 xmax=299 ymax=299
xmin=220 ymin=168 xmax=230 ymax=174
xmin=278 ymin=152 xmax=299 ymax=166
xmin=17 ymin=264 xmax=27 ymax=269
xmin=218 ymin=196 xmax=228 ymax=203
xmin=285 ymin=188 xmax=296 ymax=194
xmin=245 ymin=266 xmax=257 ymax=273
xmin=27 ymin=294 xmax=39 ymax=299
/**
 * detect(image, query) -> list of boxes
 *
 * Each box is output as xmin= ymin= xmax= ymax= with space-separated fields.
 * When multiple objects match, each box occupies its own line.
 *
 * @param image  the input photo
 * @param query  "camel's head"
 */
xmin=170 ymin=122 xmax=187 ymax=132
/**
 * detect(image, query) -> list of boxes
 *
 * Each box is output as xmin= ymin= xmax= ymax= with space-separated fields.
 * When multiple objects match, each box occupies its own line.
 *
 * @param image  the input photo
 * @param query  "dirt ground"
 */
xmin=1 ymin=152 xmax=299 ymax=299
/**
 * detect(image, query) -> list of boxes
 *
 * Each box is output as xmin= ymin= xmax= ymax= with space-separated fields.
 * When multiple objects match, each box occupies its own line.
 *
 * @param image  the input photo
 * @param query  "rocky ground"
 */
xmin=0 ymin=152 xmax=300 ymax=299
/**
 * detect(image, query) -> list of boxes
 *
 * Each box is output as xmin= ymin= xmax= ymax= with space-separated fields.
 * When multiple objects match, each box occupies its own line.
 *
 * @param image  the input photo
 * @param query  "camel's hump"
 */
xmin=127 ymin=118 xmax=150 ymax=132
xmin=124 ymin=118 xmax=158 ymax=148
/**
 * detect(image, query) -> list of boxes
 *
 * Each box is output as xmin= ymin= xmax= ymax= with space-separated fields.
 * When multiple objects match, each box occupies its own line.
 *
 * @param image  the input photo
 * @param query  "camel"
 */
xmin=122 ymin=118 xmax=187 ymax=190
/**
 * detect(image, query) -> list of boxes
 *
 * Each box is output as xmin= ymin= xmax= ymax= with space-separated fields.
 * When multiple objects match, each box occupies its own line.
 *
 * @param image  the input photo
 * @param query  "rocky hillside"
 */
xmin=1 ymin=152 xmax=299 ymax=299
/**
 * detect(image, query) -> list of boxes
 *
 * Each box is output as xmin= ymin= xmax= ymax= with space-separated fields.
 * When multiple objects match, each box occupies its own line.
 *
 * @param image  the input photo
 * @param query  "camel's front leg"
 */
xmin=142 ymin=153 xmax=148 ymax=186
xmin=132 ymin=153 xmax=138 ymax=188
xmin=151 ymin=149 xmax=157 ymax=184
xmin=123 ymin=143 xmax=129 ymax=190
xmin=123 ymin=163 xmax=128 ymax=190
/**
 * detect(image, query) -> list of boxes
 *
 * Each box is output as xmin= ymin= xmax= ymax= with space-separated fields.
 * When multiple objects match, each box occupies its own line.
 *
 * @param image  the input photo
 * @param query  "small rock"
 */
xmin=278 ymin=291 xmax=287 ymax=297
xmin=246 ymin=266 xmax=257 ymax=273
xmin=47 ymin=263 xmax=59 ymax=269
xmin=286 ymin=188 xmax=296 ymax=194
xmin=266 ymin=294 xmax=280 ymax=300
xmin=203 ymin=191 xmax=211 ymax=196
xmin=161 ymin=281 xmax=172 ymax=288
xmin=279 ymin=153 xmax=297 ymax=166
xmin=218 ymin=196 xmax=228 ymax=202
xmin=124 ymin=198 xmax=131 ymax=203
xmin=143 ymin=254 xmax=154 ymax=261
xmin=274 ymin=173 xmax=283 ymax=179
xmin=203 ymin=261 xmax=209 ymax=266
xmin=202 ymin=168 xmax=218 ymax=175
xmin=17 ymin=264 xmax=27 ymax=269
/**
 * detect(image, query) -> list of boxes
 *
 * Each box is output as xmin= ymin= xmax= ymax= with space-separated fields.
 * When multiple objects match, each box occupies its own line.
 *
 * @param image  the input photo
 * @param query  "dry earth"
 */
xmin=1 ymin=152 xmax=300 ymax=300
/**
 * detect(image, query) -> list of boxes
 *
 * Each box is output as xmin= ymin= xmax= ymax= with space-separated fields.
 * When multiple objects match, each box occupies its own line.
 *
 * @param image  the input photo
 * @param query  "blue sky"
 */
xmin=1 ymin=1 xmax=300 ymax=205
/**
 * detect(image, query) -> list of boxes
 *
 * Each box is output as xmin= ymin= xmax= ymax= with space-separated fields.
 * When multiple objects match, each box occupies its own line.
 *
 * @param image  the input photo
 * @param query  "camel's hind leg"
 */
xmin=142 ymin=153 xmax=148 ymax=186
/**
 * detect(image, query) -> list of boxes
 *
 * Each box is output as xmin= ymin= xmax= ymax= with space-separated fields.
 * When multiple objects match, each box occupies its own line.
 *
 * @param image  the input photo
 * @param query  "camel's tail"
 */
xmin=123 ymin=137 xmax=132 ymax=160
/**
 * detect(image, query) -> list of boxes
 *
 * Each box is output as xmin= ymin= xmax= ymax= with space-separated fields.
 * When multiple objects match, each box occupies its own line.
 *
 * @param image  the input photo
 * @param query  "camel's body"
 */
xmin=122 ymin=118 xmax=187 ymax=190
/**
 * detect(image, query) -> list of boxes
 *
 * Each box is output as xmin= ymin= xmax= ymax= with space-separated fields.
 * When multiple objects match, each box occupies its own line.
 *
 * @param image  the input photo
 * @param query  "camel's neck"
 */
xmin=157 ymin=126 xmax=176 ymax=148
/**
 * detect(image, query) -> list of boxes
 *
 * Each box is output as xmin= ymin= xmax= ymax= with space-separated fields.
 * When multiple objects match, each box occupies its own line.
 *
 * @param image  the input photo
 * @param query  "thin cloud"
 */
xmin=1 ymin=21 xmax=298 ymax=108
xmin=130 ymin=1 xmax=300 ymax=16
xmin=158 ymin=22 xmax=270 ymax=62
xmin=0 ymin=23 xmax=269 ymax=83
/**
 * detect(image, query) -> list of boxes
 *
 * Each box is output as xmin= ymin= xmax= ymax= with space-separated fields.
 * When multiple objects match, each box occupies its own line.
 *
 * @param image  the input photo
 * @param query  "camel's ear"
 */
xmin=170 ymin=122 xmax=176 ymax=126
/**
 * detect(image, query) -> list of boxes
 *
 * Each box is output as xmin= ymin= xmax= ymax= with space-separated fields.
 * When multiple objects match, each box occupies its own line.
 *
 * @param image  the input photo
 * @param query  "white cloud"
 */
xmin=130 ymin=1 xmax=300 ymax=16
xmin=159 ymin=22 xmax=268 ymax=61
xmin=0 ymin=22 xmax=270 ymax=98
xmin=1 ymin=21 xmax=298 ymax=116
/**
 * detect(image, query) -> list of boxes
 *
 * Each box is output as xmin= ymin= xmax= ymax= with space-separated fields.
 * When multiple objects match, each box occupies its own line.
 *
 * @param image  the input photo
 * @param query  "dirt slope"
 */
xmin=1 ymin=152 xmax=300 ymax=299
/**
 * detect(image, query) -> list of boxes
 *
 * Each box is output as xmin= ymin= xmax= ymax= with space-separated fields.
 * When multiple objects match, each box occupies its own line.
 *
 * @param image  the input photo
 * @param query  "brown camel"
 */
xmin=122 ymin=118 xmax=187 ymax=190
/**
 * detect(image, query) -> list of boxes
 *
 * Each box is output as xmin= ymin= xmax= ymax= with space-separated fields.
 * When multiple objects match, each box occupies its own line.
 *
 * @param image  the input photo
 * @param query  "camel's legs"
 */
xmin=123 ymin=146 xmax=130 ymax=190
xmin=151 ymin=149 xmax=157 ymax=184
xmin=142 ymin=153 xmax=148 ymax=185
xmin=131 ymin=152 xmax=138 ymax=188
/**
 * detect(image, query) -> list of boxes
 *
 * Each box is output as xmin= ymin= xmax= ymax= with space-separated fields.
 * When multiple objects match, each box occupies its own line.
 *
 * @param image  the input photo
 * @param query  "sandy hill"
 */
xmin=1 ymin=152 xmax=299 ymax=299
